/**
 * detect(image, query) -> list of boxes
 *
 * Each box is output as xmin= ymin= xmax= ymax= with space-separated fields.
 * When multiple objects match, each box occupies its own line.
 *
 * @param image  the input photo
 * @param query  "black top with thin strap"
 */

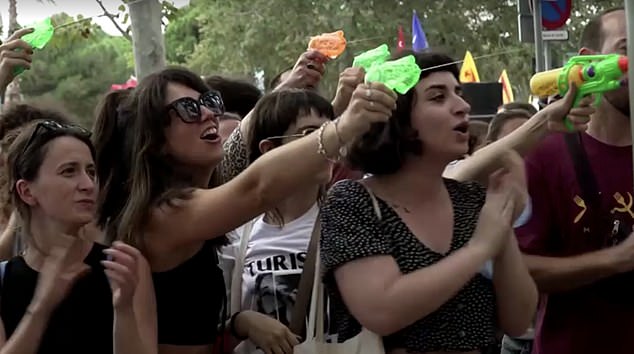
xmin=152 ymin=240 xmax=225 ymax=345
xmin=0 ymin=243 xmax=112 ymax=354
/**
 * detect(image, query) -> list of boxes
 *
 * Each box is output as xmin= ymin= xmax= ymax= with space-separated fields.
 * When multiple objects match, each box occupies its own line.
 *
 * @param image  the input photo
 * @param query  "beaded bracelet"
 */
xmin=317 ymin=121 xmax=341 ymax=162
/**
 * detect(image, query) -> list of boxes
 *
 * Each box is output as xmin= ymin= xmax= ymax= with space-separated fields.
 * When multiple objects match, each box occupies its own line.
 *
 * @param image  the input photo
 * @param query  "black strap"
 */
xmin=289 ymin=214 xmax=321 ymax=339
xmin=0 ymin=260 xmax=6 ymax=288
xmin=564 ymin=132 xmax=603 ymax=213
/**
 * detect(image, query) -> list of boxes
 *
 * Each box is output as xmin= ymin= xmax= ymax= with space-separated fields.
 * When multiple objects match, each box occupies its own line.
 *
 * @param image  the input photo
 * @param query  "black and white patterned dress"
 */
xmin=320 ymin=179 xmax=497 ymax=353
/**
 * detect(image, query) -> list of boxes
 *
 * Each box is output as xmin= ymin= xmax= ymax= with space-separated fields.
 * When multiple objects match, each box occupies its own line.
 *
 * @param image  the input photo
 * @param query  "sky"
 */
xmin=0 ymin=0 xmax=190 ymax=37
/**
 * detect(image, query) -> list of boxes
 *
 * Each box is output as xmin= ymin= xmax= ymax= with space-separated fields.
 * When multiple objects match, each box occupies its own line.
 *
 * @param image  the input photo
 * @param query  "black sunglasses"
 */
xmin=22 ymin=120 xmax=91 ymax=157
xmin=166 ymin=90 xmax=225 ymax=123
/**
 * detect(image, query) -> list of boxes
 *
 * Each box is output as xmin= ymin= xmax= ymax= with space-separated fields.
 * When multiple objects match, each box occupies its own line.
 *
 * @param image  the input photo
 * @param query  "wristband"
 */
xmin=230 ymin=311 xmax=248 ymax=340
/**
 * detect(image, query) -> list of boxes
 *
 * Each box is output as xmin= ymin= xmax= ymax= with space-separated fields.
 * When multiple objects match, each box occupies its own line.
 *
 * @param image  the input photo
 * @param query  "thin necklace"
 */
xmin=387 ymin=202 xmax=411 ymax=214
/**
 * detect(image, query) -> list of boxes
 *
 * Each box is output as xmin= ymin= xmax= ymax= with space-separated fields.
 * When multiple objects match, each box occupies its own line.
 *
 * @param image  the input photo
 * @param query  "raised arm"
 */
xmin=239 ymin=51 xmax=328 ymax=140
xmin=151 ymin=83 xmax=397 ymax=248
xmin=0 ymin=28 xmax=34 ymax=104
xmin=106 ymin=242 xmax=157 ymax=354
xmin=493 ymin=233 xmax=538 ymax=336
xmin=486 ymin=151 xmax=537 ymax=336
xmin=216 ymin=51 xmax=330 ymax=184
xmin=446 ymin=85 xmax=594 ymax=184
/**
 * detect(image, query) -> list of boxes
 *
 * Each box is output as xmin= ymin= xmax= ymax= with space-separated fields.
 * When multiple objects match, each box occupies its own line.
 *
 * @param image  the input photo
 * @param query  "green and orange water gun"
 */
xmin=530 ymin=54 xmax=628 ymax=130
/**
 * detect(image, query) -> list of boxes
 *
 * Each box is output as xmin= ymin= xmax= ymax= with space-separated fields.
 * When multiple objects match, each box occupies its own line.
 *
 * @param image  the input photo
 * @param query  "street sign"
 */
xmin=542 ymin=30 xmax=569 ymax=41
xmin=541 ymin=0 xmax=572 ymax=30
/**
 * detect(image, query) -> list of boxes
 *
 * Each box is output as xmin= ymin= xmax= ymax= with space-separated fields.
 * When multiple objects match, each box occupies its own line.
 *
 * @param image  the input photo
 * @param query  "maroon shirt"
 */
xmin=329 ymin=163 xmax=363 ymax=187
xmin=516 ymin=132 xmax=634 ymax=354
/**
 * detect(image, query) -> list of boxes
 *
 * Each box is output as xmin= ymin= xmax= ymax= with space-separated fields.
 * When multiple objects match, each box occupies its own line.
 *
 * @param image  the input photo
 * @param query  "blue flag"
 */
xmin=412 ymin=10 xmax=429 ymax=52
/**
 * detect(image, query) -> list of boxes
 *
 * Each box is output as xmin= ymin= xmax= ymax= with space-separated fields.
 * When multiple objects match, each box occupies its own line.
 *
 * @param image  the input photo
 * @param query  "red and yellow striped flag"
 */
xmin=459 ymin=51 xmax=480 ymax=83
xmin=498 ymin=69 xmax=514 ymax=104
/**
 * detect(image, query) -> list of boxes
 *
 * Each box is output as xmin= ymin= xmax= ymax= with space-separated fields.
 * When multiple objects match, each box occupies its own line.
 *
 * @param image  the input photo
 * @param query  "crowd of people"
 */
xmin=0 ymin=5 xmax=628 ymax=354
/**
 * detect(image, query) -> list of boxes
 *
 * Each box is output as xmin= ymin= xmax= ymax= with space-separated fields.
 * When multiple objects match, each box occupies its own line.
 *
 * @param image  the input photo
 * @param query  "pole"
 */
xmin=626 ymin=0 xmax=634 ymax=190
xmin=532 ymin=0 xmax=545 ymax=72
xmin=544 ymin=41 xmax=551 ymax=70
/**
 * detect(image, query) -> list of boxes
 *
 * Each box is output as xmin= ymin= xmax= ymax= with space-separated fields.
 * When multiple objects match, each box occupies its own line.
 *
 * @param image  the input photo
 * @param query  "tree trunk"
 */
xmin=4 ymin=0 xmax=22 ymax=107
xmin=128 ymin=0 xmax=166 ymax=80
xmin=8 ymin=0 xmax=18 ymax=35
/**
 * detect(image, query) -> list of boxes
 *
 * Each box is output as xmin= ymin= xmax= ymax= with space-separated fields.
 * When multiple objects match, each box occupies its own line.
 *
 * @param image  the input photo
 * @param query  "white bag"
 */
xmin=293 ymin=250 xmax=384 ymax=354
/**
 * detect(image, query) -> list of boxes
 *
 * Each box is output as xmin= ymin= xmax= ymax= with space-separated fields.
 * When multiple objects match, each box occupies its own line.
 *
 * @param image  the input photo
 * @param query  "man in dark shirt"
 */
xmin=516 ymin=7 xmax=634 ymax=354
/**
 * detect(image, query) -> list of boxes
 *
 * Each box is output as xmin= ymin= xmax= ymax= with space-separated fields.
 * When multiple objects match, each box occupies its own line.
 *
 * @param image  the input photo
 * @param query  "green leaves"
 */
xmin=17 ymin=0 xmax=625 ymax=127
xmin=19 ymin=14 xmax=134 ymax=127
xmin=166 ymin=0 xmax=622 ymax=101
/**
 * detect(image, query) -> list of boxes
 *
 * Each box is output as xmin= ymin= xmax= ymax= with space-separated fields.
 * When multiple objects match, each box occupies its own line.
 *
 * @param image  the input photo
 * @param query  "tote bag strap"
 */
xmin=289 ymin=215 xmax=321 ymax=337
xmin=305 ymin=246 xmax=323 ymax=340
xmin=230 ymin=219 xmax=256 ymax=315
xmin=358 ymin=181 xmax=382 ymax=220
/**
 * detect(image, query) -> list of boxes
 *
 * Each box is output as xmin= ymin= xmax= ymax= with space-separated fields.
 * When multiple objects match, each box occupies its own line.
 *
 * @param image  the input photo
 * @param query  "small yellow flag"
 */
xmin=498 ymin=69 xmax=514 ymax=104
xmin=459 ymin=51 xmax=480 ymax=83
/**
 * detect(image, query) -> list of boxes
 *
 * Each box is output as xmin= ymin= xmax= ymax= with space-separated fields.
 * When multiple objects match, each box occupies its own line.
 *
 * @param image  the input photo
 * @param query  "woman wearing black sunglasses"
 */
xmin=0 ymin=117 xmax=156 ymax=354
xmin=93 ymin=65 xmax=396 ymax=354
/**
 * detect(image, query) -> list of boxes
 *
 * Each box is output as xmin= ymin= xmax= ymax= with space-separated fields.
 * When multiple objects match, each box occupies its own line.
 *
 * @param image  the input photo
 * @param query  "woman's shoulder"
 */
xmin=326 ymin=179 xmax=377 ymax=213
xmin=329 ymin=178 xmax=366 ymax=194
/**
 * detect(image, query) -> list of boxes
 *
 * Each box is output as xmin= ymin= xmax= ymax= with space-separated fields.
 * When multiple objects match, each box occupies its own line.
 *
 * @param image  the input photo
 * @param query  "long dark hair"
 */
xmin=108 ymin=67 xmax=227 ymax=247
xmin=92 ymin=89 xmax=134 ymax=241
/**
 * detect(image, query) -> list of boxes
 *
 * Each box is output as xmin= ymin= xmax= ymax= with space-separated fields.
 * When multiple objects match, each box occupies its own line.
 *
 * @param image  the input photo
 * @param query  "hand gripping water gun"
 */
xmin=14 ymin=17 xmax=55 ymax=75
xmin=352 ymin=44 xmax=421 ymax=94
xmin=529 ymin=54 xmax=628 ymax=130
xmin=307 ymin=30 xmax=347 ymax=59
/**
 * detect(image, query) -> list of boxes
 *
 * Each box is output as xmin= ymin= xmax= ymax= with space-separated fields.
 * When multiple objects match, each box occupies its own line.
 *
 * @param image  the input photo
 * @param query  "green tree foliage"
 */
xmin=15 ymin=0 xmax=626 ymax=127
xmin=166 ymin=0 xmax=623 ymax=100
xmin=18 ymin=13 xmax=134 ymax=127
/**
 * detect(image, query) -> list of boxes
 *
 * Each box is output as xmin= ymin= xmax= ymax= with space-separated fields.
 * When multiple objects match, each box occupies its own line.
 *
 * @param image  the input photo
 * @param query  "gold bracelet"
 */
xmin=317 ymin=121 xmax=341 ymax=162
xmin=332 ymin=119 xmax=348 ymax=158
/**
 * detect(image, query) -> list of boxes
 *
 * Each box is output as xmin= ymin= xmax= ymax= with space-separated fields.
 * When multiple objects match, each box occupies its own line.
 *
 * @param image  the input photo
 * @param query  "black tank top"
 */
xmin=152 ymin=240 xmax=225 ymax=345
xmin=0 ymin=243 xmax=113 ymax=354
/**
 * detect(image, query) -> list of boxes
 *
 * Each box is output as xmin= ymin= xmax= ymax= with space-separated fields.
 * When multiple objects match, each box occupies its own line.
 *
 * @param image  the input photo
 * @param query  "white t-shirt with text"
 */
xmin=223 ymin=203 xmax=319 ymax=325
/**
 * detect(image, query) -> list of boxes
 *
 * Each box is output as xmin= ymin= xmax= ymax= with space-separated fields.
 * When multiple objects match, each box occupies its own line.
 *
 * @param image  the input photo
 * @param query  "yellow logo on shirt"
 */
xmin=573 ymin=195 xmax=587 ymax=224
xmin=573 ymin=192 xmax=634 ymax=224
xmin=611 ymin=192 xmax=634 ymax=218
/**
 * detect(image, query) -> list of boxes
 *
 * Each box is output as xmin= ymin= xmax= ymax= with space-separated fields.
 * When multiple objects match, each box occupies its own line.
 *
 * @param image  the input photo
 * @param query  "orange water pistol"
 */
xmin=308 ymin=30 xmax=347 ymax=59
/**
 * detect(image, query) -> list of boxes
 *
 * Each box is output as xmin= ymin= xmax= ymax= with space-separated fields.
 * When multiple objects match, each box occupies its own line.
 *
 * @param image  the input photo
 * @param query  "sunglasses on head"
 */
xmin=266 ymin=127 xmax=318 ymax=141
xmin=166 ymin=90 xmax=225 ymax=123
xmin=21 ymin=120 xmax=92 ymax=160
